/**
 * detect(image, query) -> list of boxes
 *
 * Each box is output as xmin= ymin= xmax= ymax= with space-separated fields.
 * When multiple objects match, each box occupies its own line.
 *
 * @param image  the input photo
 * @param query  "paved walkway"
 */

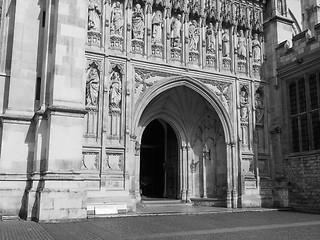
xmin=2 ymin=206 xmax=319 ymax=240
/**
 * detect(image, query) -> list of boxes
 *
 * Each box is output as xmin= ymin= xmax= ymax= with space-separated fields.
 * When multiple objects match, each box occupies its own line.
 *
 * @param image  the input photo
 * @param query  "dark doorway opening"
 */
xmin=140 ymin=119 xmax=179 ymax=199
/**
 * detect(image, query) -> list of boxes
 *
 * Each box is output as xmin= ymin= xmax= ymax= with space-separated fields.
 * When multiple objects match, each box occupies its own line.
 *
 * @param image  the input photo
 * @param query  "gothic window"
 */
xmin=288 ymin=73 xmax=320 ymax=152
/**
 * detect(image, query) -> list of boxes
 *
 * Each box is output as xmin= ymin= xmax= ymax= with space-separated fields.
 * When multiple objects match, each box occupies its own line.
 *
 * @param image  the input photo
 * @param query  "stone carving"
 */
xmin=171 ymin=14 xmax=182 ymax=48
xmin=109 ymin=71 xmax=122 ymax=110
xmin=132 ymin=4 xmax=145 ymax=40
xmin=111 ymin=2 xmax=124 ymax=36
xmin=255 ymin=87 xmax=264 ymax=124
xmin=82 ymin=152 xmax=99 ymax=170
xmin=252 ymin=33 xmax=261 ymax=62
xmin=222 ymin=29 xmax=230 ymax=57
xmin=88 ymin=0 xmax=102 ymax=32
xmin=206 ymin=23 xmax=216 ymax=53
xmin=237 ymin=30 xmax=246 ymax=60
xmin=188 ymin=20 xmax=200 ymax=52
xmin=152 ymin=10 xmax=163 ymax=43
xmin=239 ymin=87 xmax=249 ymax=122
xmin=205 ymin=81 xmax=231 ymax=111
xmin=86 ymin=64 xmax=100 ymax=106
xmin=106 ymin=153 xmax=123 ymax=171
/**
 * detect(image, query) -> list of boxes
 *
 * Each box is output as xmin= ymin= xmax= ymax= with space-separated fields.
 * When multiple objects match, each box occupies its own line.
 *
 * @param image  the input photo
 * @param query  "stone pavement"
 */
xmin=1 ymin=206 xmax=320 ymax=240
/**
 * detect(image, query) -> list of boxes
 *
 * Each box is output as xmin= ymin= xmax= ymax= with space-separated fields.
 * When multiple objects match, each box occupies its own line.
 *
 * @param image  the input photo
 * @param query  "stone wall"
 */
xmin=285 ymin=153 xmax=320 ymax=213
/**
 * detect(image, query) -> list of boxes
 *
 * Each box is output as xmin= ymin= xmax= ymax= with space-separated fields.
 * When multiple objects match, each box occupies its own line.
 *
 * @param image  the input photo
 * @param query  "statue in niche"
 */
xmin=252 ymin=33 xmax=261 ymax=62
xmin=86 ymin=66 xmax=100 ymax=106
xmin=171 ymin=14 xmax=182 ymax=47
xmin=255 ymin=90 xmax=264 ymax=123
xmin=237 ymin=30 xmax=246 ymax=60
xmin=240 ymin=89 xmax=249 ymax=122
xmin=132 ymin=4 xmax=145 ymax=40
xmin=222 ymin=29 xmax=230 ymax=57
xmin=206 ymin=23 xmax=216 ymax=53
xmin=109 ymin=72 xmax=122 ymax=109
xmin=111 ymin=1 xmax=124 ymax=35
xmin=152 ymin=11 xmax=163 ymax=43
xmin=189 ymin=20 xmax=200 ymax=52
xmin=88 ymin=0 xmax=102 ymax=32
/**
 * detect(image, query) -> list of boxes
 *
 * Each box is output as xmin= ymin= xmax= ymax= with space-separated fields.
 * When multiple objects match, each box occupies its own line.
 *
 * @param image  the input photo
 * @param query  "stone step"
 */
xmin=190 ymin=198 xmax=226 ymax=207
xmin=87 ymin=203 xmax=128 ymax=215
xmin=0 ymin=215 xmax=20 ymax=221
xmin=141 ymin=199 xmax=183 ymax=205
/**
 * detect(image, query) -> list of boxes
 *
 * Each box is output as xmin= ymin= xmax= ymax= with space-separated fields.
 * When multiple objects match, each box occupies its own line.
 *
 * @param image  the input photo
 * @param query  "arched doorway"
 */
xmin=140 ymin=119 xmax=179 ymax=199
xmin=134 ymin=77 xmax=236 ymax=207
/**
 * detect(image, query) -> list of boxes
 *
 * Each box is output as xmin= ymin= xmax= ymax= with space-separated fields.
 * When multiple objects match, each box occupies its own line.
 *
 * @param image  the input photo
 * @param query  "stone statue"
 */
xmin=206 ymin=23 xmax=216 ymax=53
xmin=252 ymin=33 xmax=261 ymax=62
xmin=88 ymin=0 xmax=102 ymax=32
xmin=132 ymin=4 xmax=145 ymax=40
xmin=171 ymin=14 xmax=182 ymax=47
xmin=255 ymin=90 xmax=264 ymax=123
xmin=86 ymin=67 xmax=100 ymax=106
xmin=189 ymin=20 xmax=200 ymax=52
xmin=240 ymin=89 xmax=249 ymax=121
xmin=152 ymin=11 xmax=163 ymax=43
xmin=109 ymin=72 xmax=122 ymax=109
xmin=111 ymin=2 xmax=124 ymax=35
xmin=237 ymin=30 xmax=246 ymax=60
xmin=222 ymin=29 xmax=230 ymax=57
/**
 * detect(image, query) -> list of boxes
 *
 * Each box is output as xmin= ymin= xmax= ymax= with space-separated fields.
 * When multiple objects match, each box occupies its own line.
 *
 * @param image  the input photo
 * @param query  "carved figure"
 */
xmin=189 ymin=20 xmax=200 ymax=51
xmin=132 ymin=4 xmax=145 ymax=40
xmin=222 ymin=29 xmax=230 ymax=57
xmin=206 ymin=23 xmax=216 ymax=52
xmin=86 ymin=67 xmax=100 ymax=106
xmin=252 ymin=33 xmax=261 ymax=62
xmin=237 ymin=30 xmax=246 ymax=60
xmin=109 ymin=72 xmax=122 ymax=109
xmin=255 ymin=90 xmax=264 ymax=123
xmin=152 ymin=11 xmax=163 ymax=43
xmin=171 ymin=14 xmax=182 ymax=47
xmin=111 ymin=2 xmax=124 ymax=35
xmin=88 ymin=0 xmax=102 ymax=32
xmin=240 ymin=89 xmax=249 ymax=121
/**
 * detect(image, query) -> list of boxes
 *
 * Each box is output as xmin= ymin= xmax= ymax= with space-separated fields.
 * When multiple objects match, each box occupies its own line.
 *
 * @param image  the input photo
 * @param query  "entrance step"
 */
xmin=87 ymin=203 xmax=128 ymax=216
xmin=190 ymin=198 xmax=226 ymax=207
xmin=141 ymin=198 xmax=182 ymax=205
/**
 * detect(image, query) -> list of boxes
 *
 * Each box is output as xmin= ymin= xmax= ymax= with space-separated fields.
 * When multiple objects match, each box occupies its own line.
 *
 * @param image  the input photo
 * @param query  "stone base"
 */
xmin=35 ymin=189 xmax=87 ymax=222
xmin=190 ymin=198 xmax=226 ymax=207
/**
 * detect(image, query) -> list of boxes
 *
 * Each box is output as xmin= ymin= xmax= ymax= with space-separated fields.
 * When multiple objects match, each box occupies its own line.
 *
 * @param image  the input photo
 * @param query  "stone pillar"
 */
xmin=0 ymin=0 xmax=42 ymax=217
xmin=34 ymin=0 xmax=88 ymax=221
xmin=181 ymin=145 xmax=188 ymax=201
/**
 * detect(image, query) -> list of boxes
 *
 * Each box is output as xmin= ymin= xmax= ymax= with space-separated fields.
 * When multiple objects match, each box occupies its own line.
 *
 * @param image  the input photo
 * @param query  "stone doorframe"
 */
xmin=132 ymin=76 xmax=238 ymax=208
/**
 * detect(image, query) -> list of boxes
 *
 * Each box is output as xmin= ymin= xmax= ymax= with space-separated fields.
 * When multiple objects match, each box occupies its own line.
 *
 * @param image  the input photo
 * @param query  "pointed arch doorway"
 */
xmin=140 ymin=119 xmax=179 ymax=199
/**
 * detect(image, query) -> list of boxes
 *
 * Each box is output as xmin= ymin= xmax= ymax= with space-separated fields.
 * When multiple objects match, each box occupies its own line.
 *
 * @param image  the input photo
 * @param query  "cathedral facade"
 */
xmin=0 ymin=0 xmax=319 ymax=221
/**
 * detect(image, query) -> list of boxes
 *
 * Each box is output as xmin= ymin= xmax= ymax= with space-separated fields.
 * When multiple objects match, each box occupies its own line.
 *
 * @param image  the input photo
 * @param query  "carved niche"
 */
xmin=110 ymin=1 xmax=124 ymax=50
xmin=170 ymin=13 xmax=182 ymax=60
xmin=87 ymin=0 xmax=102 ymax=46
xmin=108 ymin=64 xmax=124 ymax=141
xmin=132 ymin=3 xmax=145 ymax=54
xmin=151 ymin=7 xmax=164 ymax=57
xmin=239 ymin=85 xmax=250 ymax=151
xmin=84 ymin=60 xmax=101 ymax=138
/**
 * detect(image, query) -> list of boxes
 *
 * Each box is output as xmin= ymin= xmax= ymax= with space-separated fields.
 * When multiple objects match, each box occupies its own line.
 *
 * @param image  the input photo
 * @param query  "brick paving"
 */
xmin=1 ymin=209 xmax=320 ymax=240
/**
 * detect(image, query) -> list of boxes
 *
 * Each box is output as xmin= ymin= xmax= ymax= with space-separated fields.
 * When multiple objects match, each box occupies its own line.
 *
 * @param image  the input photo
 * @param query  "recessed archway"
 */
xmin=140 ymin=119 xmax=179 ymax=199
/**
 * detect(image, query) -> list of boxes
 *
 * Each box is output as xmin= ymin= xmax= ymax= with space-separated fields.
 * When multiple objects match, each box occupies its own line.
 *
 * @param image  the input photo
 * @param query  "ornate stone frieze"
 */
xmin=200 ymin=79 xmax=231 ymax=112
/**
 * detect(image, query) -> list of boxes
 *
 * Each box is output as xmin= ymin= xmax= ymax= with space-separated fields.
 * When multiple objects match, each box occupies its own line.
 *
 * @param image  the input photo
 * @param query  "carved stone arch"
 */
xmin=136 ymin=111 xmax=188 ymax=147
xmin=133 ymin=75 xmax=235 ymax=145
xmin=109 ymin=62 xmax=125 ymax=75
